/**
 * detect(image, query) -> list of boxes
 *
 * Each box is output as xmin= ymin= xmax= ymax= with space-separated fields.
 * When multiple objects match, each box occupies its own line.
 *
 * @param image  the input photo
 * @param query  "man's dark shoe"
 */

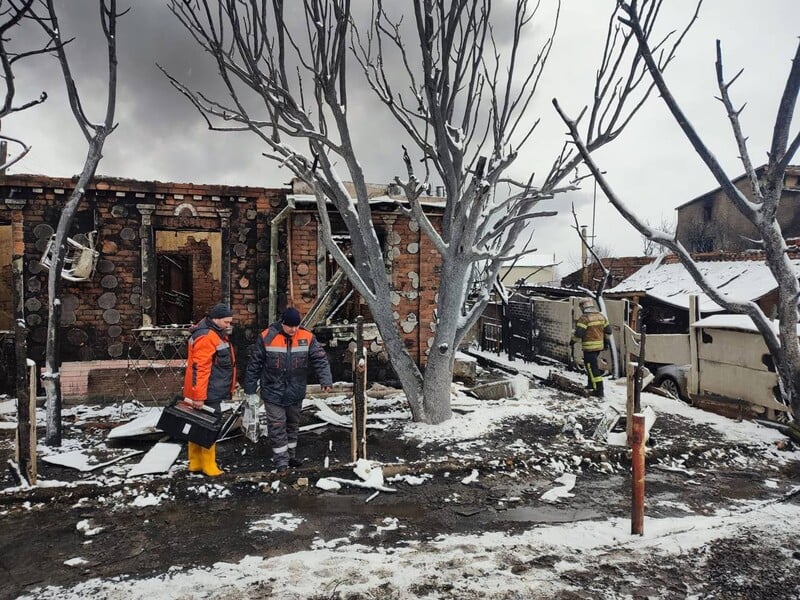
xmin=274 ymin=464 xmax=289 ymax=475
xmin=288 ymin=457 xmax=303 ymax=468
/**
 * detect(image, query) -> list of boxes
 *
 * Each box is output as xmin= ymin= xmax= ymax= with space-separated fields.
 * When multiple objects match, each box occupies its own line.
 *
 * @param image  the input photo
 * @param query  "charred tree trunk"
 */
xmin=44 ymin=136 xmax=106 ymax=445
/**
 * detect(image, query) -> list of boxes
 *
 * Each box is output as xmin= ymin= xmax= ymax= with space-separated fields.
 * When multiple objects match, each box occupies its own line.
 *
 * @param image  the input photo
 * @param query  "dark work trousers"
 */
xmin=583 ymin=350 xmax=604 ymax=397
xmin=264 ymin=401 xmax=302 ymax=466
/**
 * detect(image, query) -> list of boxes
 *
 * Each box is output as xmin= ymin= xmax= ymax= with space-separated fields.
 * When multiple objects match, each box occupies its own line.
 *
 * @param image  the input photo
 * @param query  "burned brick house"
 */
xmin=675 ymin=164 xmax=800 ymax=253
xmin=0 ymin=174 xmax=443 ymax=401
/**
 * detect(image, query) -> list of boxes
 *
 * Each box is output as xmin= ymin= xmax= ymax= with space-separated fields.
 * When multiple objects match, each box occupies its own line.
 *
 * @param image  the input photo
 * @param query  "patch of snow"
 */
xmin=374 ymin=517 xmax=401 ymax=534
xmin=130 ymin=493 xmax=168 ymax=507
xmin=540 ymin=473 xmax=577 ymax=503
xmin=76 ymin=519 xmax=104 ymax=536
xmin=62 ymin=557 xmax=88 ymax=568
xmin=315 ymin=478 xmax=342 ymax=491
xmin=387 ymin=473 xmax=432 ymax=486
xmin=249 ymin=513 xmax=304 ymax=533
xmin=460 ymin=469 xmax=479 ymax=485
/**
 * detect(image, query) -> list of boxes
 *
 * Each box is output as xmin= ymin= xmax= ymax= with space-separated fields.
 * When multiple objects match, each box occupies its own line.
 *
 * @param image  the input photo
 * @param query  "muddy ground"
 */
xmin=1 ymin=368 xmax=800 ymax=599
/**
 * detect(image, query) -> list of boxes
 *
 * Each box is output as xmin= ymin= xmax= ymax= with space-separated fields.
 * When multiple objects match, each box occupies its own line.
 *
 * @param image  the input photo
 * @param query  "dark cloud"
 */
xmin=4 ymin=0 xmax=799 ymax=266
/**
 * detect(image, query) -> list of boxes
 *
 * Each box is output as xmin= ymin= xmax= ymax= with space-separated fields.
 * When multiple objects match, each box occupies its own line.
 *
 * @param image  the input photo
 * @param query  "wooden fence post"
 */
xmin=350 ymin=316 xmax=367 ymax=461
xmin=12 ymin=255 xmax=36 ymax=483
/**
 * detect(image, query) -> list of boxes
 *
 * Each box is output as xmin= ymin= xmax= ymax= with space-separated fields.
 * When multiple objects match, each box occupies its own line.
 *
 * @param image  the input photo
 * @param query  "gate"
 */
xmin=507 ymin=294 xmax=537 ymax=362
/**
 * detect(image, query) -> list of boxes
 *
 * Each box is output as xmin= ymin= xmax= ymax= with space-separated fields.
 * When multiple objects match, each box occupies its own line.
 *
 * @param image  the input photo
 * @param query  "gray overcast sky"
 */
xmin=5 ymin=1 xmax=800 ymax=276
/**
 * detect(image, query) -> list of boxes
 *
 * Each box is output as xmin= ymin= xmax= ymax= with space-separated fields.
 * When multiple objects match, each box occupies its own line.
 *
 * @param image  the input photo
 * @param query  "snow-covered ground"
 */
xmin=4 ymin=353 xmax=800 ymax=599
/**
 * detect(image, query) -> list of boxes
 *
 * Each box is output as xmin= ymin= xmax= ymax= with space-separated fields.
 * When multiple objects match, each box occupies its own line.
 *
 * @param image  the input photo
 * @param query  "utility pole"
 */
xmin=581 ymin=225 xmax=589 ymax=287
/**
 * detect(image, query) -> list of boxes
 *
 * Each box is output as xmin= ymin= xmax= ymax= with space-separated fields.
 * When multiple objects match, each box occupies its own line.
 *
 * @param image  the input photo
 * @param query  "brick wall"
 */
xmin=0 ymin=174 xmax=278 ymax=376
xmin=533 ymin=297 xmax=575 ymax=362
xmin=0 ymin=174 xmax=446 ymax=399
xmin=561 ymin=256 xmax=655 ymax=289
xmin=286 ymin=208 xmax=443 ymax=370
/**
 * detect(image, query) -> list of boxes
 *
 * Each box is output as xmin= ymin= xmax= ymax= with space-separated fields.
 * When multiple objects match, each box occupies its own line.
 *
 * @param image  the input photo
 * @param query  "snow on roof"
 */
xmin=606 ymin=257 xmax=800 ymax=313
xmin=692 ymin=313 xmax=800 ymax=335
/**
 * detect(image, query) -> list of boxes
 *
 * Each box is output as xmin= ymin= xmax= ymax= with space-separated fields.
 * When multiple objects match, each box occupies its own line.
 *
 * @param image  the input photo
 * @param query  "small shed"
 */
xmin=606 ymin=256 xmax=800 ymax=334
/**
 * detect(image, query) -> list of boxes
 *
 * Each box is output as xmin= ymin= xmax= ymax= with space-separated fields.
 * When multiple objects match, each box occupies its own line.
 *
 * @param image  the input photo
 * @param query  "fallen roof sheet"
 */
xmin=606 ymin=258 xmax=800 ymax=312
xmin=127 ymin=442 xmax=182 ymax=477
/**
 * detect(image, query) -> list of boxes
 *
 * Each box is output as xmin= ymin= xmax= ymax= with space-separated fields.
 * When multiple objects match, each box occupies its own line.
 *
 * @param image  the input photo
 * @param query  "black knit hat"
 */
xmin=208 ymin=303 xmax=233 ymax=319
xmin=282 ymin=307 xmax=302 ymax=326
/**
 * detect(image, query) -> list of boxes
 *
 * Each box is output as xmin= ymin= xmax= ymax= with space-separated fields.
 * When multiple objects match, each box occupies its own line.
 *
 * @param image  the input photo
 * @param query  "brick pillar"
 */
xmin=137 ymin=204 xmax=156 ymax=327
xmin=217 ymin=208 xmax=232 ymax=307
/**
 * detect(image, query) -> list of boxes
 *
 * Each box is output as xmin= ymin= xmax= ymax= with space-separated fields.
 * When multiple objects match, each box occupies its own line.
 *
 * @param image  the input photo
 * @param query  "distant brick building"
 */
xmin=0 ymin=174 xmax=443 ymax=398
xmin=560 ymin=255 xmax=656 ymax=291
xmin=675 ymin=165 xmax=800 ymax=252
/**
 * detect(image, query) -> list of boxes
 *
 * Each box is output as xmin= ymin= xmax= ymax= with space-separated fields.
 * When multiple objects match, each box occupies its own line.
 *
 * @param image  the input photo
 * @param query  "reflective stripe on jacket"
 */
xmin=573 ymin=311 xmax=611 ymax=352
xmin=183 ymin=317 xmax=236 ymax=402
xmin=244 ymin=322 xmax=333 ymax=406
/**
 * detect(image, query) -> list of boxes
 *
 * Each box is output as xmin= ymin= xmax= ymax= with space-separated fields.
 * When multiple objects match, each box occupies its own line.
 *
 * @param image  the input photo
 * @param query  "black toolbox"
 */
xmin=157 ymin=400 xmax=222 ymax=448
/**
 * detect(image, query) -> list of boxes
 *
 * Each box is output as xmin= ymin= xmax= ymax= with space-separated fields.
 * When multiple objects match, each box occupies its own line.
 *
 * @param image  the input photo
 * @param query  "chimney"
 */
xmin=435 ymin=185 xmax=445 ymax=197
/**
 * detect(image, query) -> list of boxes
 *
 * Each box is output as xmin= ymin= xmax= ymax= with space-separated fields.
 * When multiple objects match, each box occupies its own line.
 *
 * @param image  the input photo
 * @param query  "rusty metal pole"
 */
xmin=631 ymin=413 xmax=645 ymax=535
xmin=350 ymin=316 xmax=367 ymax=461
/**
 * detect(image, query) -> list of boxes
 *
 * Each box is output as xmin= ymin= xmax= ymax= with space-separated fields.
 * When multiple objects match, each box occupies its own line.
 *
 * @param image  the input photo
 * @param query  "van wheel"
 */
xmin=659 ymin=376 xmax=682 ymax=400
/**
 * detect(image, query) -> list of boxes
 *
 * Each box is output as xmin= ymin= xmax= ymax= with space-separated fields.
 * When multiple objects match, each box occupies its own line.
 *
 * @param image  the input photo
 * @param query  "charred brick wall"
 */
xmin=0 ymin=175 xmax=282 ymax=376
xmin=1 ymin=174 xmax=444 ymax=400
xmin=286 ymin=208 xmax=443 ymax=371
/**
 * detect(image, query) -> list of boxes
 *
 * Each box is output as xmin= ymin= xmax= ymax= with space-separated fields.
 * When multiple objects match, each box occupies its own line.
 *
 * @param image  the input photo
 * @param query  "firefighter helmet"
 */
xmin=579 ymin=298 xmax=596 ymax=312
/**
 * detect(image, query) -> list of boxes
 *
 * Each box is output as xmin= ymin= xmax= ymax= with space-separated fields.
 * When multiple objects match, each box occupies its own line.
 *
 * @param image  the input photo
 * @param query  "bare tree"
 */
xmin=167 ymin=0 xmax=696 ymax=424
xmin=641 ymin=214 xmax=675 ymax=256
xmin=0 ymin=0 xmax=55 ymax=170
xmin=33 ymin=0 xmax=123 ymax=445
xmin=555 ymin=2 xmax=800 ymax=424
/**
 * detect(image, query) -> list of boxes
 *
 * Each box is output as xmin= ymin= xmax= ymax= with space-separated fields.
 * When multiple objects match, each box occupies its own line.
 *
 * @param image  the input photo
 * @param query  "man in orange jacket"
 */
xmin=244 ymin=307 xmax=332 ymax=473
xmin=183 ymin=303 xmax=237 ymax=476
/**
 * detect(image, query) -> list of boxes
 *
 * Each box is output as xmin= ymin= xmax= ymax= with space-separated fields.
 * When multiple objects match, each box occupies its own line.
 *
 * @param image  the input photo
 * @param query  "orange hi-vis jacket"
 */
xmin=183 ymin=317 xmax=237 ymax=404
xmin=573 ymin=311 xmax=611 ymax=352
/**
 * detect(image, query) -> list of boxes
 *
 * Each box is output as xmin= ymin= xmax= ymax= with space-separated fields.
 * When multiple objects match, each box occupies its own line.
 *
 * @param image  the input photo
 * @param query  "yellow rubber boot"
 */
xmin=188 ymin=442 xmax=202 ymax=473
xmin=200 ymin=443 xmax=223 ymax=477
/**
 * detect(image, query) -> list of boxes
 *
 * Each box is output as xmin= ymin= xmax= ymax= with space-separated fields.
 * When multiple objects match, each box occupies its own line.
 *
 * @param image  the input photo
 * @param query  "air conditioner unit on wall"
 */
xmin=40 ymin=231 xmax=100 ymax=282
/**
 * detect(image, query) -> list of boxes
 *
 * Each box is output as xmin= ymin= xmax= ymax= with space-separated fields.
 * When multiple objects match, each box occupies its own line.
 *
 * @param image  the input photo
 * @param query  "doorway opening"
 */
xmin=154 ymin=230 xmax=221 ymax=325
